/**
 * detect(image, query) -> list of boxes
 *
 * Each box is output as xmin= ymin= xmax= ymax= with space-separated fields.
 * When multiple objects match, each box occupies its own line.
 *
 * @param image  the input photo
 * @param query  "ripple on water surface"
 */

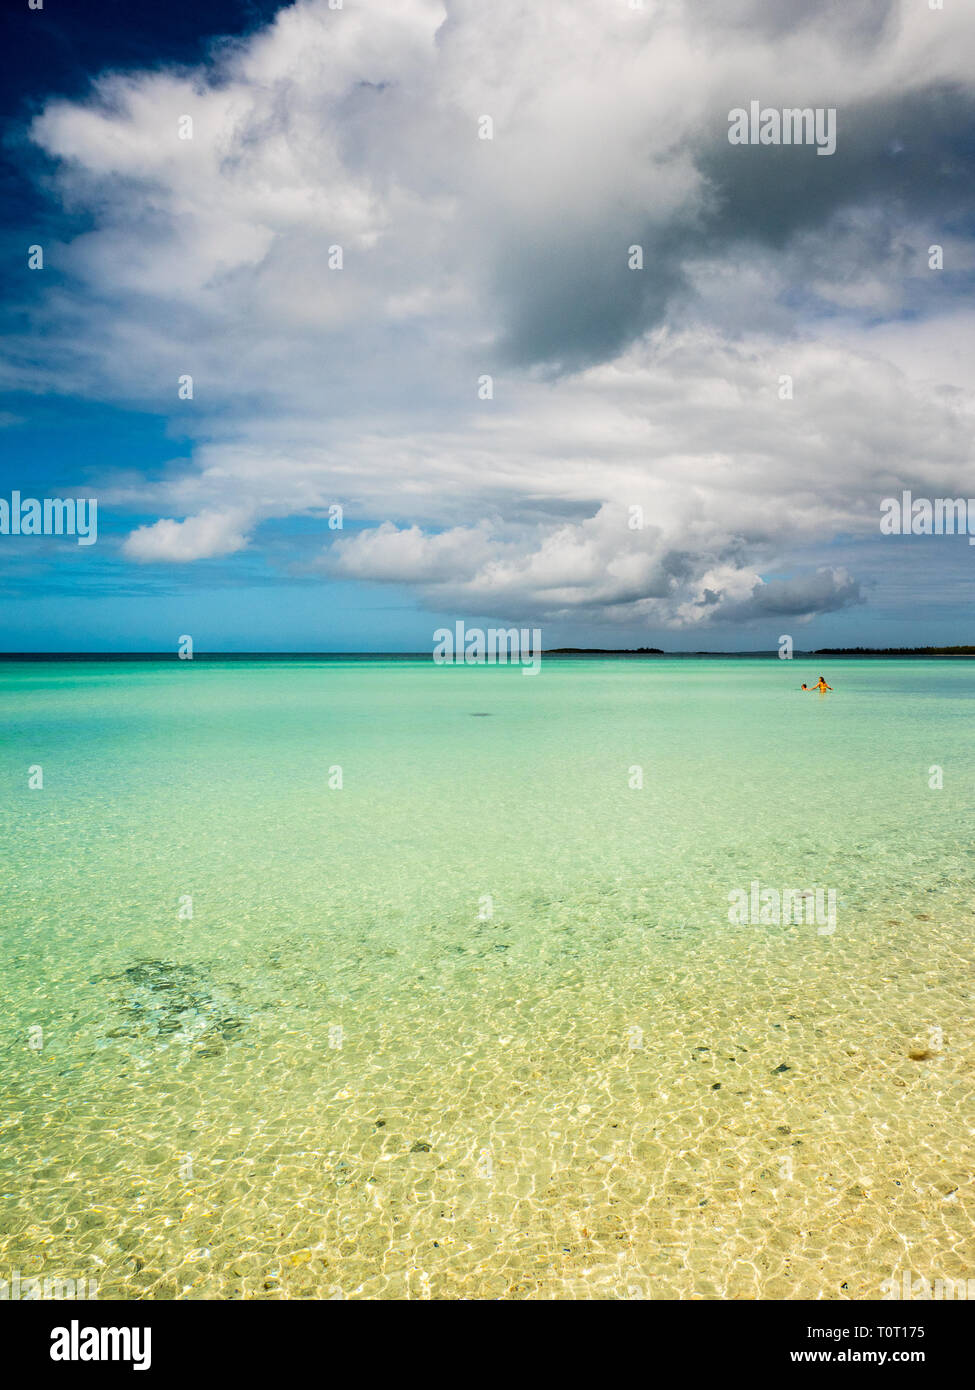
xmin=0 ymin=658 xmax=972 ymax=1298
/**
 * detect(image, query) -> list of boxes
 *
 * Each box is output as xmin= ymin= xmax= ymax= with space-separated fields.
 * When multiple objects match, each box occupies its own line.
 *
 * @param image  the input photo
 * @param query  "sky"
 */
xmin=1 ymin=0 xmax=974 ymax=652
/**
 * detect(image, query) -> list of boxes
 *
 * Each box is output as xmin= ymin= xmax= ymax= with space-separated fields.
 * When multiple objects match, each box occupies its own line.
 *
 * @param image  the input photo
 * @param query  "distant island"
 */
xmin=546 ymin=646 xmax=975 ymax=656
xmin=813 ymin=646 xmax=975 ymax=656
xmin=0 ymin=646 xmax=973 ymax=660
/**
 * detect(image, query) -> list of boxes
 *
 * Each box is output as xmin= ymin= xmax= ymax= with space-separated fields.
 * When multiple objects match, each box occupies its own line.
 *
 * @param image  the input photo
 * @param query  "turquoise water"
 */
xmin=1 ymin=657 xmax=972 ymax=1298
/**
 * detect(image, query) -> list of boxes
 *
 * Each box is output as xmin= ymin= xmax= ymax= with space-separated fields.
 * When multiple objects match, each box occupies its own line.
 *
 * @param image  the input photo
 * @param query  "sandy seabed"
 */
xmin=2 ymin=906 xmax=971 ymax=1301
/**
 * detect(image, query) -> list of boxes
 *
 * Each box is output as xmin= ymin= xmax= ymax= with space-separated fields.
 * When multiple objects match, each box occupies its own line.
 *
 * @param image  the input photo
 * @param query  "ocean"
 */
xmin=1 ymin=656 xmax=972 ymax=1298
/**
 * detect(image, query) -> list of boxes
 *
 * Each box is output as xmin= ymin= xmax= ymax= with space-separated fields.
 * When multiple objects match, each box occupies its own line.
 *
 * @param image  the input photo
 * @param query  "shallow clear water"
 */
xmin=1 ymin=656 xmax=972 ymax=1299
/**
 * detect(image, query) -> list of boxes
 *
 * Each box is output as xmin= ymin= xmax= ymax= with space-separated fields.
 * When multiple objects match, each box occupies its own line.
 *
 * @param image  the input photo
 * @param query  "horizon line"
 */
xmin=1 ymin=647 xmax=974 ymax=659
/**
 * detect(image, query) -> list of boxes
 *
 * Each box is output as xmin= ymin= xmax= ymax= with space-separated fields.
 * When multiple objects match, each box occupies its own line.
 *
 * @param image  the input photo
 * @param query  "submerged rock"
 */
xmin=101 ymin=959 xmax=249 ymax=1050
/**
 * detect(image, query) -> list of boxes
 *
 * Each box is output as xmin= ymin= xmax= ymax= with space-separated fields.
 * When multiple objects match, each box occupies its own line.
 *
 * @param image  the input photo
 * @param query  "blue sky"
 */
xmin=2 ymin=0 xmax=975 ymax=651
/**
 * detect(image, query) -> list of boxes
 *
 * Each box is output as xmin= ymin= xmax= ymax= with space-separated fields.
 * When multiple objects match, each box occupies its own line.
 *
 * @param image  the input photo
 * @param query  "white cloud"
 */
xmin=12 ymin=0 xmax=975 ymax=627
xmin=123 ymin=508 xmax=253 ymax=562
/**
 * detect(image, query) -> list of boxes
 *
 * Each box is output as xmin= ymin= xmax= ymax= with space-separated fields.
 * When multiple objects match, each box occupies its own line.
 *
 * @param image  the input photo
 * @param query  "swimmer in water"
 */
xmin=814 ymin=675 xmax=832 ymax=692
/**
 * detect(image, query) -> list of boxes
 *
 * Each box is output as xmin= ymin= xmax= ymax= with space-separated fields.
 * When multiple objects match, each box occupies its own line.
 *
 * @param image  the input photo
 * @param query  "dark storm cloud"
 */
xmin=700 ymin=84 xmax=975 ymax=250
xmin=746 ymin=568 xmax=862 ymax=617
xmin=496 ymin=235 xmax=686 ymax=371
xmin=500 ymin=81 xmax=975 ymax=368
